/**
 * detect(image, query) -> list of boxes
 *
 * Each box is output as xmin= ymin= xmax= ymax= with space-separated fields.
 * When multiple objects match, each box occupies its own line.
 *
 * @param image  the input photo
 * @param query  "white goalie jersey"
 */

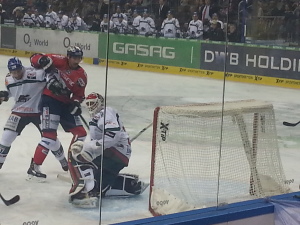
xmin=86 ymin=107 xmax=132 ymax=165
xmin=5 ymin=67 xmax=46 ymax=114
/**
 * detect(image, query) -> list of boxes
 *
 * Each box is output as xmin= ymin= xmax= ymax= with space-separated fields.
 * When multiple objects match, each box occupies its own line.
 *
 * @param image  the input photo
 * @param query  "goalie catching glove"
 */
xmin=71 ymin=140 xmax=102 ymax=163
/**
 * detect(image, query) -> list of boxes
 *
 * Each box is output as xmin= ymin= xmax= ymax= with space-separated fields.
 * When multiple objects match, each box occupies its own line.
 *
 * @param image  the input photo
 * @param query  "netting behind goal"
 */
xmin=149 ymin=99 xmax=289 ymax=216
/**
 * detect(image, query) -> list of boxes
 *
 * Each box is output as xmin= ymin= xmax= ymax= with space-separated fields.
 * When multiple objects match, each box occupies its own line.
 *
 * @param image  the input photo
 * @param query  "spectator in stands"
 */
xmin=12 ymin=6 xmax=25 ymax=26
xmin=155 ymin=0 xmax=170 ymax=30
xmin=210 ymin=13 xmax=223 ymax=29
xmin=199 ymin=0 xmax=218 ymax=33
xmin=206 ymin=19 xmax=225 ymax=41
xmin=227 ymin=23 xmax=241 ymax=43
xmin=89 ymin=13 xmax=101 ymax=32
xmin=177 ymin=0 xmax=192 ymax=27
xmin=0 ymin=4 xmax=8 ymax=24
xmin=97 ymin=0 xmax=109 ymax=20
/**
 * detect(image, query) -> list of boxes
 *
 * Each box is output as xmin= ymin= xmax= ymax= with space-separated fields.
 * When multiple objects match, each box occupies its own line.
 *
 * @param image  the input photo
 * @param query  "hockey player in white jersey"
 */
xmin=56 ymin=11 xmax=69 ymax=30
xmin=68 ymin=92 xmax=149 ymax=208
xmin=111 ymin=5 xmax=128 ymax=23
xmin=0 ymin=57 xmax=68 ymax=173
xmin=67 ymin=13 xmax=88 ymax=32
xmin=31 ymin=9 xmax=44 ymax=27
xmin=44 ymin=5 xmax=58 ymax=28
xmin=160 ymin=11 xmax=181 ymax=38
xmin=100 ymin=14 xmax=113 ymax=33
xmin=112 ymin=14 xmax=128 ymax=34
xmin=186 ymin=12 xmax=203 ymax=39
xmin=138 ymin=9 xmax=155 ymax=36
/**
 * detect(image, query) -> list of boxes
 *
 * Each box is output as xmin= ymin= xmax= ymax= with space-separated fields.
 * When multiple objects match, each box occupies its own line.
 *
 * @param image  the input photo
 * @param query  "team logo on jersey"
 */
xmin=77 ymin=78 xmax=85 ymax=87
xmin=27 ymin=72 xmax=37 ymax=79
xmin=17 ymin=95 xmax=30 ymax=102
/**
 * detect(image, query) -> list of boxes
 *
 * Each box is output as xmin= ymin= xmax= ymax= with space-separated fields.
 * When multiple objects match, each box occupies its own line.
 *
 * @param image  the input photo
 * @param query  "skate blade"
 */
xmin=26 ymin=174 xmax=46 ymax=183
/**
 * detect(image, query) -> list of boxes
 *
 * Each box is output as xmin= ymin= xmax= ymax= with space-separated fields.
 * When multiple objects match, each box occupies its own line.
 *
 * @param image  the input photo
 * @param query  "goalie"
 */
xmin=68 ymin=92 xmax=149 ymax=208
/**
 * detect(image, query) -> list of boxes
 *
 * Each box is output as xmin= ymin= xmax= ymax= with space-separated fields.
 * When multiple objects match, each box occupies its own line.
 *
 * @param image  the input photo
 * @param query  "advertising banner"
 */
xmin=98 ymin=33 xmax=201 ymax=69
xmin=1 ymin=26 xmax=15 ymax=49
xmin=16 ymin=27 xmax=99 ymax=58
xmin=200 ymin=43 xmax=300 ymax=80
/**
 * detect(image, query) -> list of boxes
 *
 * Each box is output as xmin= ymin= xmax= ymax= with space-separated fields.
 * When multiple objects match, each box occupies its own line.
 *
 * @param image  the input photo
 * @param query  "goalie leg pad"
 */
xmin=105 ymin=173 xmax=149 ymax=197
xmin=69 ymin=153 xmax=96 ymax=197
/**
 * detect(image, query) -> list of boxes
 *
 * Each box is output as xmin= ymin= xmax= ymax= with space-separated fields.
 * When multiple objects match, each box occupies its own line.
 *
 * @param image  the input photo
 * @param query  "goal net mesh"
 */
xmin=149 ymin=100 xmax=289 ymax=216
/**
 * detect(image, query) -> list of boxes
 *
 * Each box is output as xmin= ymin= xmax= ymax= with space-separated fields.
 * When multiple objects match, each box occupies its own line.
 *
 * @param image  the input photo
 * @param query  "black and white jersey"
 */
xmin=5 ymin=67 xmax=46 ymax=114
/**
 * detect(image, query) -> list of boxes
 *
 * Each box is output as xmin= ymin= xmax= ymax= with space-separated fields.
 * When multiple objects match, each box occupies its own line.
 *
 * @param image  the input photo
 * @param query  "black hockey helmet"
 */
xmin=67 ymin=46 xmax=83 ymax=58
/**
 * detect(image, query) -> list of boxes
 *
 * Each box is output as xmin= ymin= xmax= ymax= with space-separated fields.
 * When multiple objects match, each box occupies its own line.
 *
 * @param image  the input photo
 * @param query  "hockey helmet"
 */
xmin=86 ymin=92 xmax=104 ymax=117
xmin=7 ymin=57 xmax=23 ymax=71
xmin=67 ymin=46 xmax=83 ymax=58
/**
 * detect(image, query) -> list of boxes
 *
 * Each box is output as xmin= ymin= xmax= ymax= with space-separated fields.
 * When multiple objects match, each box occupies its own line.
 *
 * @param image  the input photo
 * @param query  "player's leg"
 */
xmin=100 ymin=157 xmax=149 ymax=197
xmin=0 ymin=113 xmax=33 ymax=169
xmin=31 ymin=114 xmax=68 ymax=171
xmin=28 ymin=95 xmax=64 ymax=180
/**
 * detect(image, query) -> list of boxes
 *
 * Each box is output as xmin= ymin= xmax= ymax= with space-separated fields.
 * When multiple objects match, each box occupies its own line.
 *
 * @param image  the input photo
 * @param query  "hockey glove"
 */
xmin=69 ymin=100 xmax=82 ymax=116
xmin=47 ymin=77 xmax=64 ymax=95
xmin=0 ymin=91 xmax=9 ymax=104
xmin=39 ymin=55 xmax=54 ymax=73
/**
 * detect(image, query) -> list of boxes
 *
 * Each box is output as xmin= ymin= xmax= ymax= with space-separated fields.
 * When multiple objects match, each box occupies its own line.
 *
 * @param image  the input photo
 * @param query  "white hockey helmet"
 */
xmin=85 ymin=92 xmax=104 ymax=117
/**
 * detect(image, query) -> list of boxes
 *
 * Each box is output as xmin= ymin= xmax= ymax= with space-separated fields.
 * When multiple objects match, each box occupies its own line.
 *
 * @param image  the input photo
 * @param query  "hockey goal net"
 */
xmin=149 ymin=99 xmax=289 ymax=216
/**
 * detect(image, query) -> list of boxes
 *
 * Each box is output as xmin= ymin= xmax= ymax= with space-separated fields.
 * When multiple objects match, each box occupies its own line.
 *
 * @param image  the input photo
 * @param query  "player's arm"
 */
xmin=30 ymin=53 xmax=66 ymax=72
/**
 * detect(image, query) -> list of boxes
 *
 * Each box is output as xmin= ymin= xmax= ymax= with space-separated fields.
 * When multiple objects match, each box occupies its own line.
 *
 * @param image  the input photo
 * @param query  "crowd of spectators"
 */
xmin=5 ymin=0 xmax=300 ymax=44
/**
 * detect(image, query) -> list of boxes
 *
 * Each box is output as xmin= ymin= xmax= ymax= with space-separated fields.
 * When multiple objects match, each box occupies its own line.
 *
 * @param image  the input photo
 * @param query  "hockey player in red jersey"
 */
xmin=28 ymin=46 xmax=87 ymax=181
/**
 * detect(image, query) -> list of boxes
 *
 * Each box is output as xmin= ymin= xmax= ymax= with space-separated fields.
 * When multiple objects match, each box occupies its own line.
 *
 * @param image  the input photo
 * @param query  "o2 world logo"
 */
xmin=160 ymin=122 xmax=169 ymax=141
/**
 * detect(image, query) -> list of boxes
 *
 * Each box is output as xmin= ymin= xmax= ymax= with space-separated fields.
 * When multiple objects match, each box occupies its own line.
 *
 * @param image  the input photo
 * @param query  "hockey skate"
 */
xmin=27 ymin=158 xmax=46 ymax=182
xmin=59 ymin=157 xmax=68 ymax=171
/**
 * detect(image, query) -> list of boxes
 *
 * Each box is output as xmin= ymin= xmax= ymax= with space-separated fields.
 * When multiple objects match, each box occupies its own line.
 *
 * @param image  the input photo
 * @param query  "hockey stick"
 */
xmin=130 ymin=123 xmax=153 ymax=142
xmin=0 ymin=193 xmax=20 ymax=206
xmin=79 ymin=114 xmax=89 ymax=130
xmin=283 ymin=121 xmax=300 ymax=127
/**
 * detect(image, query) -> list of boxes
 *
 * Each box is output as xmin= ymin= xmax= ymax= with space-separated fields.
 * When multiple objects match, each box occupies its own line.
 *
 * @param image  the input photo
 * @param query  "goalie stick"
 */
xmin=0 ymin=193 xmax=20 ymax=206
xmin=130 ymin=123 xmax=153 ymax=142
xmin=283 ymin=121 xmax=300 ymax=127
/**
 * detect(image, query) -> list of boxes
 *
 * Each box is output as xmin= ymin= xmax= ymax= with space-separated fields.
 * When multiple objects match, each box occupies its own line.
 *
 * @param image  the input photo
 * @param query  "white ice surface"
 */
xmin=0 ymin=55 xmax=299 ymax=225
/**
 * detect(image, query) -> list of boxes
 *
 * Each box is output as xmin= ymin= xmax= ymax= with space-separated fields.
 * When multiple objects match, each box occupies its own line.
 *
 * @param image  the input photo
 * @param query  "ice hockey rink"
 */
xmin=1 ymin=54 xmax=300 ymax=225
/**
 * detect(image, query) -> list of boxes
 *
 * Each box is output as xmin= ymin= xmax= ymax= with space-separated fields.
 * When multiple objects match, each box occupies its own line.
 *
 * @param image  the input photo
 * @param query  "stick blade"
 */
xmin=0 ymin=194 xmax=20 ymax=206
xmin=283 ymin=121 xmax=299 ymax=127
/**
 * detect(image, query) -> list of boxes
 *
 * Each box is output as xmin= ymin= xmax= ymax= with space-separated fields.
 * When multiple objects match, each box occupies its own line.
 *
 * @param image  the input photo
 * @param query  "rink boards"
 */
xmin=114 ymin=192 xmax=299 ymax=225
xmin=0 ymin=26 xmax=300 ymax=89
